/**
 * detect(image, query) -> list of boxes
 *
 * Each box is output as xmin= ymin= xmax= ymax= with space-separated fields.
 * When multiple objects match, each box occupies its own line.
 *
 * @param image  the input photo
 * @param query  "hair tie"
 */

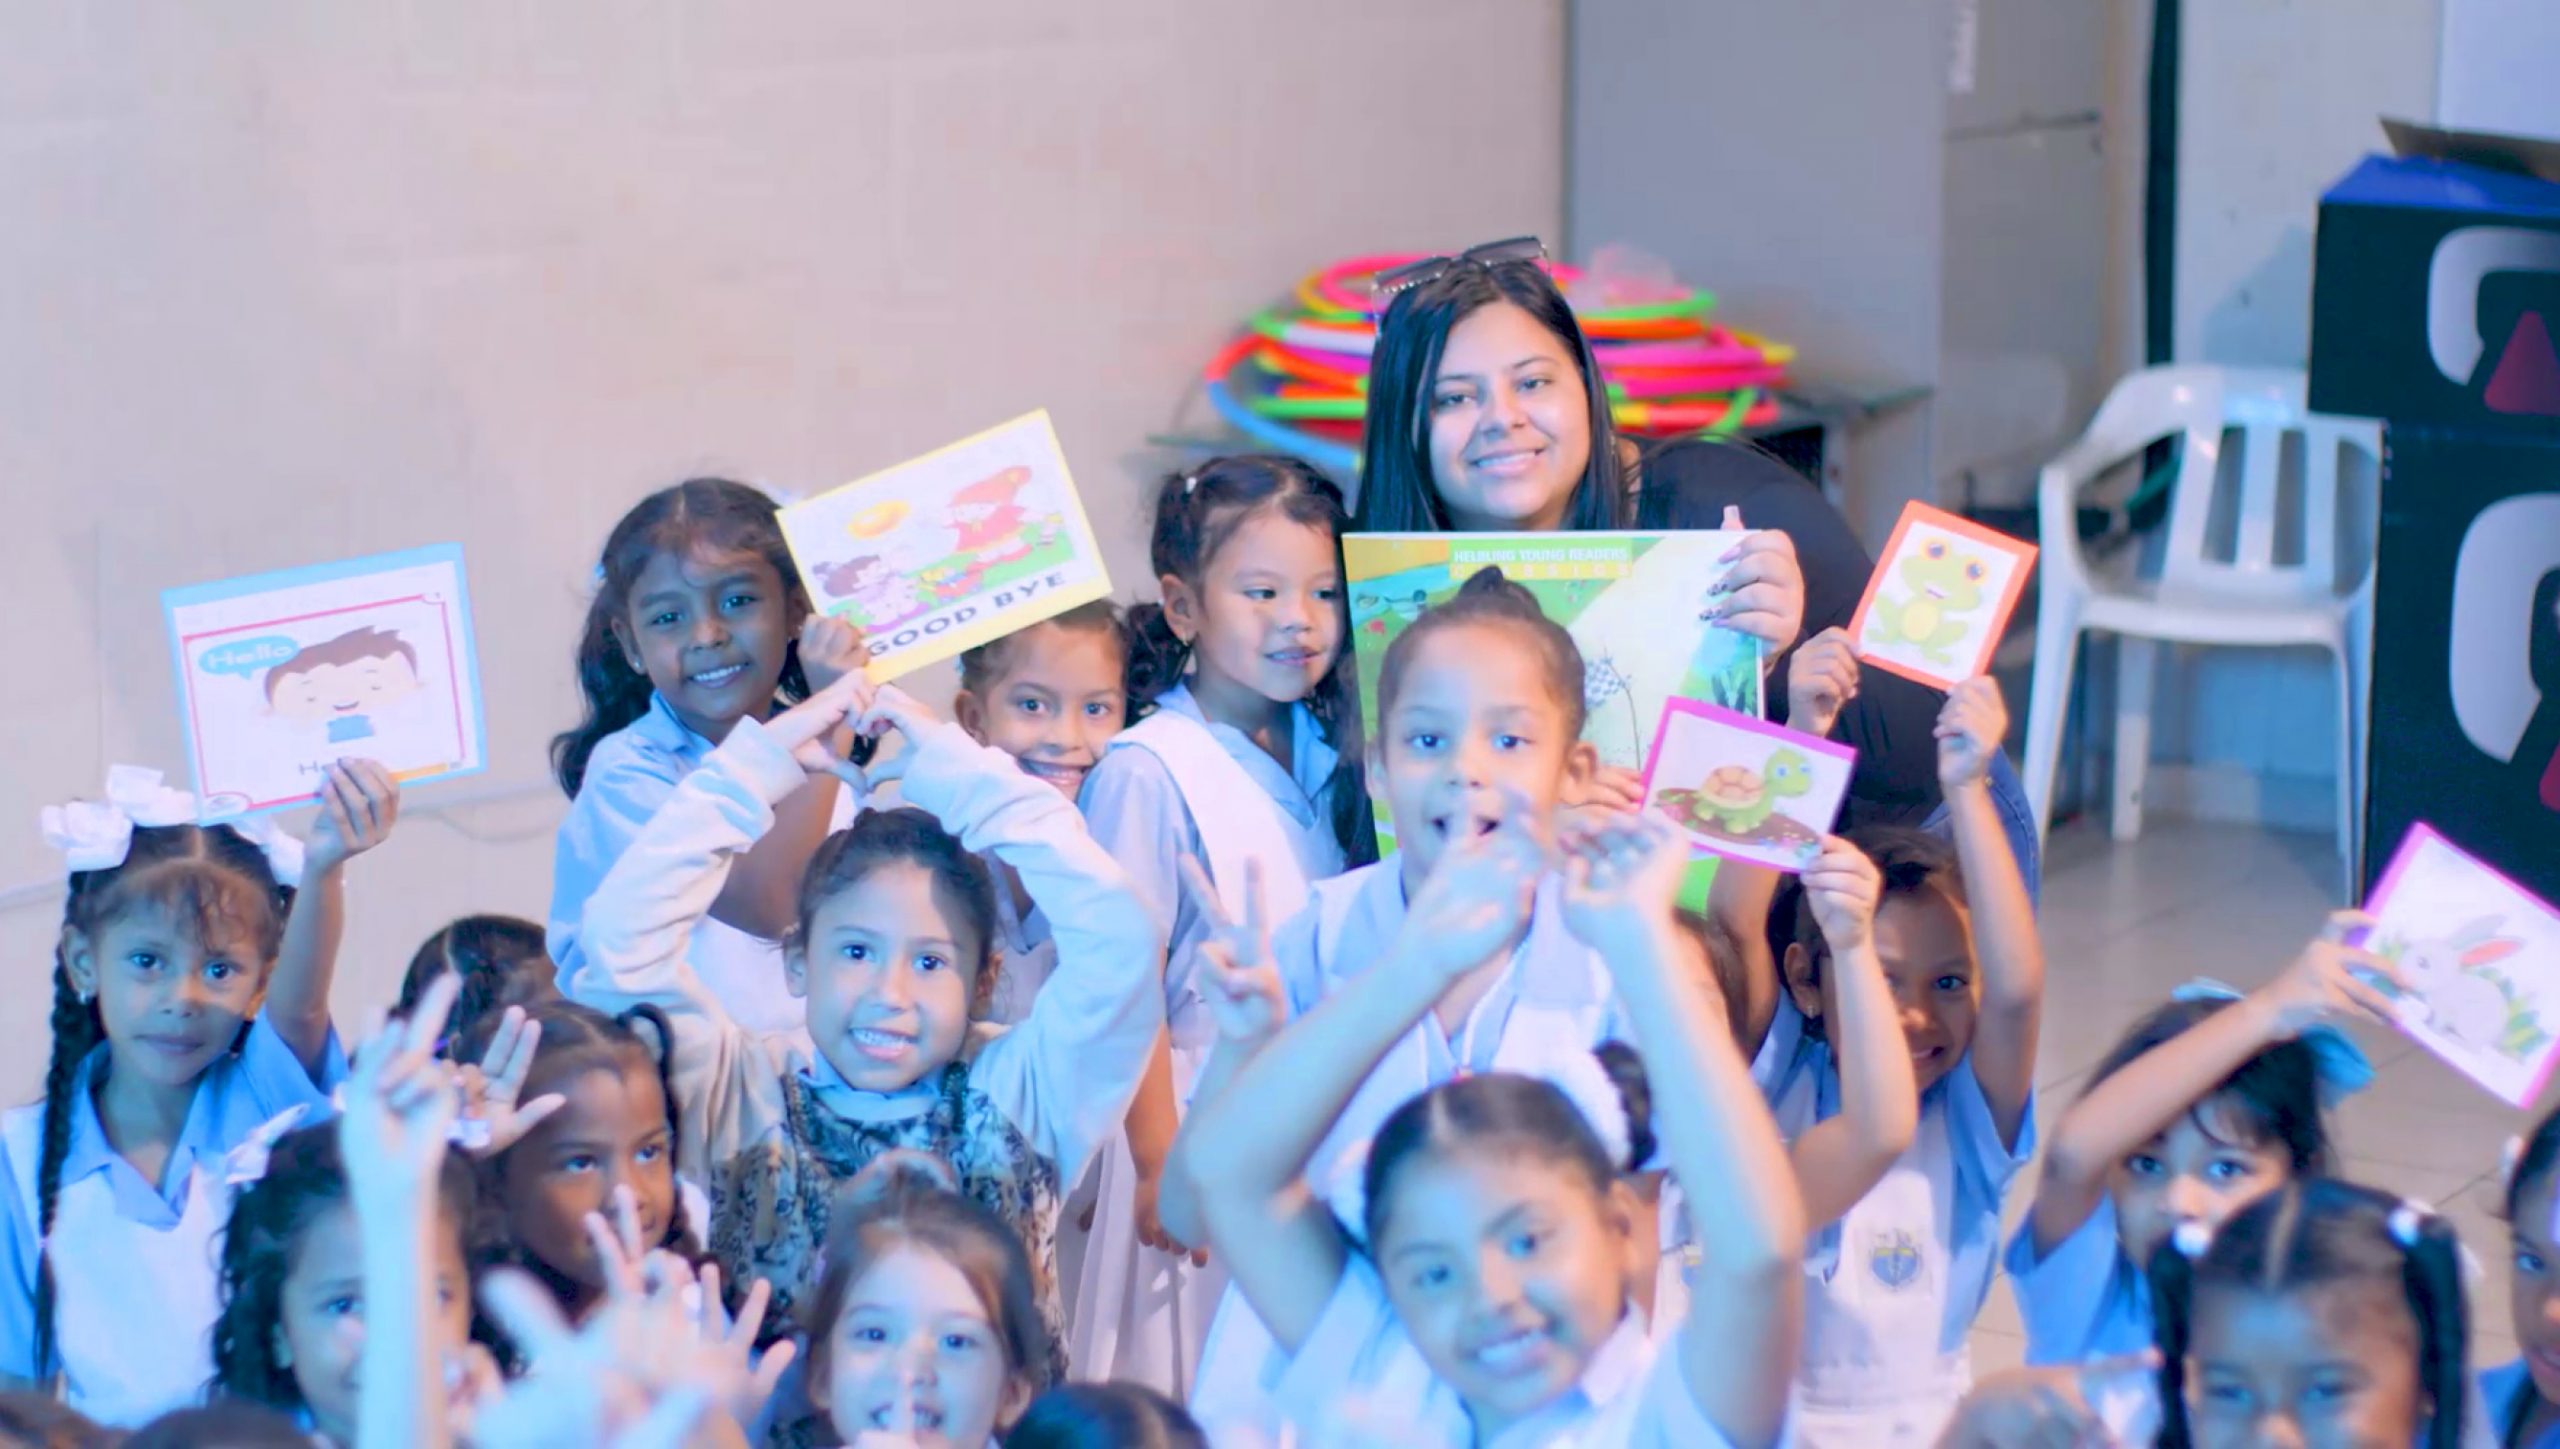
xmin=2169 ymin=976 xmax=2375 ymax=1105
xmin=1545 ymin=1051 xmax=1641 ymax=1173
xmin=2388 ymin=1199 xmax=2434 ymax=1249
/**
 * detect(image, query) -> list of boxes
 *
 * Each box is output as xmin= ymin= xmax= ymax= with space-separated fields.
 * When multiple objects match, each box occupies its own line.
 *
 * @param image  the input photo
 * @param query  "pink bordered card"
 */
xmin=2363 ymin=822 xmax=2560 ymax=1108
xmin=1848 ymin=501 xmax=2037 ymax=691
xmin=1638 ymin=699 xmax=1857 ymax=872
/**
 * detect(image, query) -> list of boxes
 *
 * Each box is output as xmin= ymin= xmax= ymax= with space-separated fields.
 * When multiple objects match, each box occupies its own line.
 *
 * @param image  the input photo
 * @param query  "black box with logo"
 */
xmin=2310 ymin=154 xmax=2560 ymax=901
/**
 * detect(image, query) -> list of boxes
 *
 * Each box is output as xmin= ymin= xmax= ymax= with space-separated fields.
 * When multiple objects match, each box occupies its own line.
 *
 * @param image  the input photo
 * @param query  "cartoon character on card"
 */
xmin=945 ymin=466 xmax=1050 ymax=566
xmin=261 ymin=626 xmax=425 ymax=745
xmin=1866 ymin=536 xmax=1989 ymax=665
xmin=2382 ymin=916 xmax=2545 ymax=1060
xmin=815 ymin=553 xmax=929 ymax=632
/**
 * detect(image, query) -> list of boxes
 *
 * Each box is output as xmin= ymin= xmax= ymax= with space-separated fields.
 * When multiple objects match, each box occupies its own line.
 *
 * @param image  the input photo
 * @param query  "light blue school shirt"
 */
xmin=1765 ymin=998 xmax=2039 ymax=1357
xmin=1077 ymin=683 xmax=1344 ymax=1051
xmin=2003 ymin=1194 xmax=2154 ymax=1367
xmin=0 ymin=1016 xmax=344 ymax=1421
xmin=2482 ymin=1360 xmax=2560 ymax=1448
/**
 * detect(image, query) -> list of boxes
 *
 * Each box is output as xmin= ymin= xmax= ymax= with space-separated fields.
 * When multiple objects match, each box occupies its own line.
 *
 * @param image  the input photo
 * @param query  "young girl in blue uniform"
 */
xmin=1749 ymin=677 xmax=2045 ymax=1445
xmin=549 ymin=478 xmax=869 ymax=1036
xmin=949 ymin=599 xmax=1131 ymax=1028
xmin=1178 ymin=808 xmax=1804 ymax=1448
xmin=2006 ymin=916 xmax=2395 ymax=1368
xmin=2485 ymin=1102 xmax=2560 ymax=1446
xmin=1 ymin=761 xmax=394 ymax=1425
xmin=1068 ymin=456 xmax=1366 ymax=1398
xmin=560 ymin=672 xmax=1164 ymax=1420
xmin=1165 ymin=567 xmax=1714 ymax=1433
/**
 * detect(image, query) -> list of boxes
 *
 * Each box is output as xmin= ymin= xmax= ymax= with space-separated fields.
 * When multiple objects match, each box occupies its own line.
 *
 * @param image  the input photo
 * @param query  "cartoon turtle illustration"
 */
xmin=2384 ymin=916 xmax=2539 ymax=1059
xmin=1866 ymin=537 xmax=1989 ymax=665
xmin=1690 ymin=746 xmax=1814 ymax=835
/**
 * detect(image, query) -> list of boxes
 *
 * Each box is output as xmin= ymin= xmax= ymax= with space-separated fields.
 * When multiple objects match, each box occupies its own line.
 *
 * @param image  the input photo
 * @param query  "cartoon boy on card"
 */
xmin=263 ymin=626 xmax=424 ymax=744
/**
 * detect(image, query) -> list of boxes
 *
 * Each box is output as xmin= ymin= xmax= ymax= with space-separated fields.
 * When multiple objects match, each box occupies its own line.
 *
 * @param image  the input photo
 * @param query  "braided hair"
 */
xmin=39 ymin=821 xmax=290 ymax=1382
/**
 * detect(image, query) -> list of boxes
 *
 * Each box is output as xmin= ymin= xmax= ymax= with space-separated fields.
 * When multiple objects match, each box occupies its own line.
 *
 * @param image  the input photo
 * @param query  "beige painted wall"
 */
xmin=0 ymin=1 xmax=1562 ymax=1103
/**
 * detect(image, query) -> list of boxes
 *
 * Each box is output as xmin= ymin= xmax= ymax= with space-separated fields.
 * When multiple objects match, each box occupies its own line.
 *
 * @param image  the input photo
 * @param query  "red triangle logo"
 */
xmin=2484 ymin=310 xmax=2560 ymax=416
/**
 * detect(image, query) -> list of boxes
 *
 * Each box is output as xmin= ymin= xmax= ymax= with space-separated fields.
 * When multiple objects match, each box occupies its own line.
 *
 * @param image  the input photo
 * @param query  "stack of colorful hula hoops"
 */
xmin=1202 ymin=251 xmax=1795 ymax=476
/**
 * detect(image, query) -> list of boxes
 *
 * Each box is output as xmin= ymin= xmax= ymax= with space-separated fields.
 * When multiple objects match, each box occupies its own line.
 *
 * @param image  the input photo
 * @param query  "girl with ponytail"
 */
xmin=1066 ymin=455 xmax=1368 ymax=1397
xmin=2149 ymin=1178 xmax=2478 ymax=1449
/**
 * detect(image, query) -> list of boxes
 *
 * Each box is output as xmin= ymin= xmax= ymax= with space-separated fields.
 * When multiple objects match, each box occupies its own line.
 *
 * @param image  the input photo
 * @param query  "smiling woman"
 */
xmin=1352 ymin=245 xmax=1984 ymax=834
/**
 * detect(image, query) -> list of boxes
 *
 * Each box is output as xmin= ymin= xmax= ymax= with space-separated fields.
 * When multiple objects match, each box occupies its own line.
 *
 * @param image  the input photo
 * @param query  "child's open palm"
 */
xmin=1803 ymin=836 xmax=1883 ymax=954
xmin=1400 ymin=788 xmax=1543 ymax=982
xmin=1557 ymin=813 xmax=1687 ymax=949
xmin=455 ymin=1004 xmax=569 ymax=1156
xmin=1786 ymin=627 xmax=1861 ymax=738
xmin=1181 ymin=856 xmax=1285 ymax=1044
xmin=2263 ymin=910 xmax=2405 ymax=1036
xmin=305 ymin=758 xmax=401 ymax=875
xmin=1935 ymin=676 xmax=2009 ymax=790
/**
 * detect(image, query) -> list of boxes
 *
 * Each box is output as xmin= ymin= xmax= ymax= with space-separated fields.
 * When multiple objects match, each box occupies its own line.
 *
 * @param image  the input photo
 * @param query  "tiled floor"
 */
xmin=1967 ymin=818 xmax=2532 ymax=1376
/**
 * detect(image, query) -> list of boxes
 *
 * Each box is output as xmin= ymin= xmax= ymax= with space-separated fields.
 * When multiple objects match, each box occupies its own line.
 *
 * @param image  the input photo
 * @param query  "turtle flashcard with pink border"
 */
xmin=163 ymin=543 xmax=487 ymax=820
xmin=779 ymin=409 xmax=1111 ymax=682
xmin=1639 ymin=700 xmax=1857 ymax=873
xmin=1849 ymin=501 xmax=2037 ymax=691
xmin=2363 ymin=823 xmax=2560 ymax=1107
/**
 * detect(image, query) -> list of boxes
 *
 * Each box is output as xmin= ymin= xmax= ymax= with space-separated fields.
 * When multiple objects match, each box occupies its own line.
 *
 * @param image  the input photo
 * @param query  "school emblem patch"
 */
xmin=1867 ymin=1229 xmax=1923 ymax=1290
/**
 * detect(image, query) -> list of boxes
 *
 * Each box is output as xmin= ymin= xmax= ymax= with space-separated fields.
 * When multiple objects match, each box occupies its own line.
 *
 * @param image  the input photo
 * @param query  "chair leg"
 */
xmin=2022 ymin=591 xmax=2082 ymax=848
xmin=2345 ymin=599 xmax=2375 ymax=890
xmin=2111 ymin=637 xmax=2159 ymax=843
xmin=2331 ymin=646 xmax=2360 ymax=903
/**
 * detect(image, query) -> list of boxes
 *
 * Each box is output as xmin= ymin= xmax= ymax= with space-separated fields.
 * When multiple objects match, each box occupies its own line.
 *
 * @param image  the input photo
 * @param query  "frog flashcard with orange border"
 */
xmin=780 ymin=409 xmax=1112 ymax=681
xmin=1849 ymin=502 xmax=2037 ymax=691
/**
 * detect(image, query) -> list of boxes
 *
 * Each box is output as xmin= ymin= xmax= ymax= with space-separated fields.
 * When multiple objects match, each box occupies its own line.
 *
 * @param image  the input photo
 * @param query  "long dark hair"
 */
xmin=1127 ymin=454 xmax=1373 ymax=863
xmin=210 ymin=1123 xmax=486 ymax=1414
xmin=1353 ymin=257 xmax=1627 ymax=534
xmin=39 ymin=821 xmax=292 ymax=1382
xmin=551 ymin=478 xmax=813 ymax=797
xmin=2149 ymin=1178 xmax=2470 ymax=1449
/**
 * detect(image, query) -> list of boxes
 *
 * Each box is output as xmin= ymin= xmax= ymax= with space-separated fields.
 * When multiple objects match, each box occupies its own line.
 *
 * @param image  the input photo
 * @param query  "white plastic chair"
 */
xmin=2020 ymin=365 xmax=2380 ymax=897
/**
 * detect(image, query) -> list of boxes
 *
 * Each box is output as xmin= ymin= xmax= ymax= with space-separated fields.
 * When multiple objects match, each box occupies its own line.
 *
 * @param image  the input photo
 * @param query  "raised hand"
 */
xmin=340 ymin=972 xmax=465 ymax=1201
xmin=1399 ymin=787 xmax=1544 ymax=982
xmin=2261 ymin=910 xmax=2405 ymax=1036
xmin=761 ymin=669 xmax=875 ymax=780
xmin=798 ymin=613 xmax=873 ymax=692
xmin=305 ymin=758 xmax=402 ymax=875
xmin=1785 ymin=626 xmax=1861 ymax=739
xmin=1935 ymin=675 xmax=2009 ymax=791
xmin=1556 ymin=811 xmax=1688 ymax=949
xmin=454 ymin=1005 xmax=568 ymax=1155
xmin=1182 ymin=856 xmax=1285 ymax=1045
xmin=1560 ymin=763 xmax=1645 ymax=815
xmin=1802 ymin=836 xmax=1882 ymax=955
xmin=1710 ymin=504 xmax=1806 ymax=656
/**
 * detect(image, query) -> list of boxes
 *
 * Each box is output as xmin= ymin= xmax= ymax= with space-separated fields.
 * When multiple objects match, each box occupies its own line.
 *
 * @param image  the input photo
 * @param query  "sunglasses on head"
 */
xmin=1370 ymin=236 xmax=1548 ymax=305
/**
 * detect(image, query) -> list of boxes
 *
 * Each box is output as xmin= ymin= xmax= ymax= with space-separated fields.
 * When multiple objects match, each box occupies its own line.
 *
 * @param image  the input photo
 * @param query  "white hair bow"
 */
xmin=39 ymin=764 xmax=305 ymax=887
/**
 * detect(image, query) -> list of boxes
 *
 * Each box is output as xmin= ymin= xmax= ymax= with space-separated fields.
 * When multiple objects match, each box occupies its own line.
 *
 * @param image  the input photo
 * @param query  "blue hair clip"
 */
xmin=2170 ymin=977 xmax=2375 ymax=1106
